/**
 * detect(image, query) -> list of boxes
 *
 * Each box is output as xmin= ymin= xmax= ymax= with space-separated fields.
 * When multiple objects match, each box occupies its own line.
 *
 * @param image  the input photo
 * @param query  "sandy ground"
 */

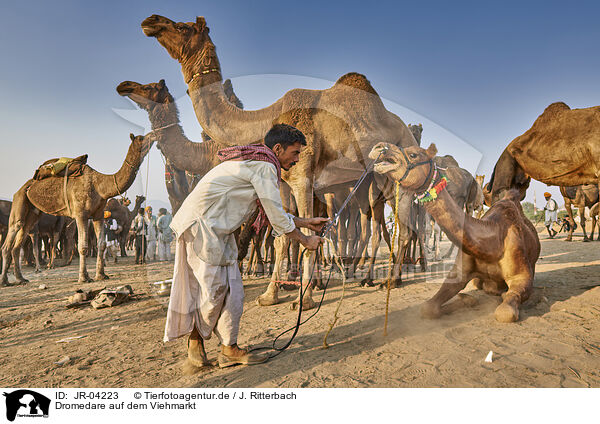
xmin=1 ymin=224 xmax=599 ymax=388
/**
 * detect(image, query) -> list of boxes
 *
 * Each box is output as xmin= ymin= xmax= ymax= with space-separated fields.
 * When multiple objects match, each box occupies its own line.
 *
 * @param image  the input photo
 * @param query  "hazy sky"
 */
xmin=1 ymin=0 xmax=599 ymax=209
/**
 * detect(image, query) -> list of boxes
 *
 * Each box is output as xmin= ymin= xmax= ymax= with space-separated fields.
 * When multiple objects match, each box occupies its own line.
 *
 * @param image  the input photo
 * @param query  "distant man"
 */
xmin=543 ymin=192 xmax=558 ymax=238
xmin=145 ymin=206 xmax=158 ymax=261
xmin=157 ymin=208 xmax=173 ymax=261
xmin=165 ymin=124 xmax=328 ymax=368
xmin=103 ymin=211 xmax=119 ymax=263
xmin=131 ymin=208 xmax=147 ymax=264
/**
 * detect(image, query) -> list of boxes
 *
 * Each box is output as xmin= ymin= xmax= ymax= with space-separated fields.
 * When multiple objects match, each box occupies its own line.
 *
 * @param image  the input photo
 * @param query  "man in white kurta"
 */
xmin=164 ymin=124 xmax=327 ymax=368
xmin=543 ymin=192 xmax=558 ymax=238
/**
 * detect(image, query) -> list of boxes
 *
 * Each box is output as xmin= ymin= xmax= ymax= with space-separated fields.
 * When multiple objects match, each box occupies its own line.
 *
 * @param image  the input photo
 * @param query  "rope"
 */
xmin=322 ymin=237 xmax=347 ymax=348
xmin=384 ymin=181 xmax=400 ymax=336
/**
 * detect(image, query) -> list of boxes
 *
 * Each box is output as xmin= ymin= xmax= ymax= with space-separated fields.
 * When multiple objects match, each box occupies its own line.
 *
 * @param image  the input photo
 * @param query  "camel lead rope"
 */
xmin=322 ymin=238 xmax=347 ymax=349
xmin=384 ymin=181 xmax=400 ymax=336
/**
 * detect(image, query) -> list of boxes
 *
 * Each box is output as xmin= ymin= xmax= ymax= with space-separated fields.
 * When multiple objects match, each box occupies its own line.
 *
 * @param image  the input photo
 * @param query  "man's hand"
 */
xmin=302 ymin=235 xmax=324 ymax=251
xmin=304 ymin=217 xmax=329 ymax=232
xmin=294 ymin=216 xmax=330 ymax=233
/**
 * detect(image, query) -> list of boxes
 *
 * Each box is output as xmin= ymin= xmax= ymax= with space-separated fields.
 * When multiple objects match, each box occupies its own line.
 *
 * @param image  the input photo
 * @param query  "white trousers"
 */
xmin=146 ymin=240 xmax=157 ymax=260
xmin=163 ymin=231 xmax=244 ymax=346
xmin=157 ymin=240 xmax=171 ymax=261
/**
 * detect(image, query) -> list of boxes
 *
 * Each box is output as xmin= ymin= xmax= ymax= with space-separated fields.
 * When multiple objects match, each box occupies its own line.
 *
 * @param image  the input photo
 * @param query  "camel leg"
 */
xmin=351 ymin=198 xmax=371 ymax=273
xmin=92 ymin=218 xmax=108 ymax=280
xmin=565 ymin=203 xmax=574 ymax=241
xmin=360 ymin=215 xmax=382 ymax=287
xmin=580 ymin=207 xmax=589 ymax=242
xmin=2 ymin=210 xmax=39 ymax=285
xmin=75 ymin=216 xmax=92 ymax=282
xmin=495 ymin=272 xmax=533 ymax=323
xmin=256 ymin=234 xmax=287 ymax=306
xmin=288 ymin=239 xmax=300 ymax=280
xmin=421 ymin=256 xmax=476 ymax=319
xmin=28 ymin=232 xmax=41 ymax=273
xmin=254 ymin=228 xmax=265 ymax=277
xmin=246 ymin=236 xmax=257 ymax=276
xmin=291 ymin=182 xmax=317 ymax=311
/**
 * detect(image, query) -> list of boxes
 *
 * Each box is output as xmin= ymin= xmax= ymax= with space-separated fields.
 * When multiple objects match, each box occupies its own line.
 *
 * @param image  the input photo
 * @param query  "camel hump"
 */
xmin=541 ymin=102 xmax=571 ymax=117
xmin=335 ymin=72 xmax=378 ymax=95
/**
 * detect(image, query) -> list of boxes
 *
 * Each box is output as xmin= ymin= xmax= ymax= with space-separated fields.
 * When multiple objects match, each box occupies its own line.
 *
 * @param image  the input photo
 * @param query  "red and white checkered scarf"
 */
xmin=217 ymin=144 xmax=281 ymax=233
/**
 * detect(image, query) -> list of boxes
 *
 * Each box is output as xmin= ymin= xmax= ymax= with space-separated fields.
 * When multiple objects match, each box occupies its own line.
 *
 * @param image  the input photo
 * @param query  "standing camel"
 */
xmin=1 ymin=134 xmax=153 ymax=285
xmin=370 ymin=142 xmax=540 ymax=322
xmin=142 ymin=15 xmax=418 ymax=309
xmin=489 ymin=102 xmax=600 ymax=203
xmin=560 ymin=184 xmax=599 ymax=242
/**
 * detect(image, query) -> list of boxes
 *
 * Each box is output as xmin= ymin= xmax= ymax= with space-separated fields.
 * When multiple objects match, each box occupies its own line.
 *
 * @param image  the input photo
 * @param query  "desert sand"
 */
xmin=1 ymin=223 xmax=599 ymax=388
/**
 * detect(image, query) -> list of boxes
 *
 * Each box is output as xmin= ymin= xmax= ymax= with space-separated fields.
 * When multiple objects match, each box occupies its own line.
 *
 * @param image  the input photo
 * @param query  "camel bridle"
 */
xmin=384 ymin=145 xmax=435 ymax=193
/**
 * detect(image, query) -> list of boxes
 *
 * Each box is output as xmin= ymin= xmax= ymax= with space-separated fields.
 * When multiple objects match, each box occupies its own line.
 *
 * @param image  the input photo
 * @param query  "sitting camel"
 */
xmin=370 ymin=142 xmax=540 ymax=322
xmin=1 ymin=134 xmax=153 ymax=285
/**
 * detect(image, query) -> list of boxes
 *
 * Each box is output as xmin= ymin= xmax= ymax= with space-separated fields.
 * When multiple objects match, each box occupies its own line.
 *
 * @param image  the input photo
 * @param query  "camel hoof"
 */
xmin=291 ymin=295 xmax=316 ymax=311
xmin=17 ymin=277 xmax=29 ymax=284
xmin=583 ymin=238 xmax=590 ymax=242
xmin=420 ymin=301 xmax=442 ymax=319
xmin=494 ymin=302 xmax=519 ymax=323
xmin=287 ymin=270 xmax=299 ymax=281
xmin=565 ymin=238 xmax=572 ymax=242
xmin=256 ymin=291 xmax=278 ymax=307
xmin=34 ymin=269 xmax=41 ymax=274
xmin=95 ymin=274 xmax=110 ymax=281
xmin=79 ymin=276 xmax=94 ymax=283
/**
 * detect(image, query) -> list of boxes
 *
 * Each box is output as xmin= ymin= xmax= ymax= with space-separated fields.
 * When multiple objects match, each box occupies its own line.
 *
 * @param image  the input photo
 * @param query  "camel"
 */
xmin=370 ymin=142 xmax=540 ymax=322
xmin=1 ymin=134 xmax=153 ymax=285
xmin=560 ymin=184 xmax=599 ymax=242
xmin=489 ymin=102 xmax=600 ymax=203
xmin=142 ymin=15 xmax=418 ymax=309
xmin=105 ymin=195 xmax=146 ymax=256
xmin=116 ymin=78 xmax=243 ymax=213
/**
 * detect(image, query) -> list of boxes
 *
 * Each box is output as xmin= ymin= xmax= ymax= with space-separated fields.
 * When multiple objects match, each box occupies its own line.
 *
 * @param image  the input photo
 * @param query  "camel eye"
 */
xmin=409 ymin=153 xmax=418 ymax=159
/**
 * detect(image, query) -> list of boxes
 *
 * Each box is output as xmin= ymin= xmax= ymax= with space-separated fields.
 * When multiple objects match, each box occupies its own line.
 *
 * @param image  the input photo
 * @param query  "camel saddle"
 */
xmin=33 ymin=154 xmax=88 ymax=180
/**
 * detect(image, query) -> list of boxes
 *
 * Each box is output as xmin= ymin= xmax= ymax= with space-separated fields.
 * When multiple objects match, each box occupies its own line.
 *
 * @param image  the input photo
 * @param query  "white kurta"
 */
xmin=164 ymin=159 xmax=296 ymax=343
xmin=545 ymin=198 xmax=558 ymax=225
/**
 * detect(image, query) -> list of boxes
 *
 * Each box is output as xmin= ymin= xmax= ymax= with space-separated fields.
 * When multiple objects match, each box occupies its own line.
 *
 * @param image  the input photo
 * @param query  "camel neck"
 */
xmin=423 ymin=188 xmax=499 ymax=262
xmin=96 ymin=143 xmax=147 ymax=200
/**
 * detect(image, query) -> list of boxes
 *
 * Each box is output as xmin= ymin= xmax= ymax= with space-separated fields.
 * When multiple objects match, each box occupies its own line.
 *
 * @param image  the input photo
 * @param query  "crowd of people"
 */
xmin=104 ymin=206 xmax=174 ymax=264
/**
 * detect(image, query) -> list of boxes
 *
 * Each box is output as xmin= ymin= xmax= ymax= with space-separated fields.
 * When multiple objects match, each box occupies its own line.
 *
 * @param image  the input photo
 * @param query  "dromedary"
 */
xmin=142 ymin=15 xmax=418 ymax=309
xmin=1 ymin=134 xmax=153 ymax=285
xmin=489 ymin=102 xmax=600 ymax=203
xmin=370 ymin=142 xmax=540 ymax=322
xmin=116 ymin=78 xmax=243 ymax=213
xmin=560 ymin=184 xmax=599 ymax=242
xmin=105 ymin=194 xmax=146 ymax=256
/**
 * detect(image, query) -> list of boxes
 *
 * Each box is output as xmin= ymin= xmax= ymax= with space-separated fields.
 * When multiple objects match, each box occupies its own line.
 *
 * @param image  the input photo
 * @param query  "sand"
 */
xmin=1 ymin=224 xmax=599 ymax=388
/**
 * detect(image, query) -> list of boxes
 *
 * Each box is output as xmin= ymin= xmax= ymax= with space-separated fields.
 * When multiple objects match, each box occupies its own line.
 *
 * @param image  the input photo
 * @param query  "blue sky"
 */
xmin=1 ymin=0 xmax=599 ymax=208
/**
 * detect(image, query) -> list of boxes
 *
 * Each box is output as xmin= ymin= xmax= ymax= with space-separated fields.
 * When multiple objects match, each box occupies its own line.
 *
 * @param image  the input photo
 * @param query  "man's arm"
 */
xmin=293 ymin=216 xmax=330 ymax=233
xmin=285 ymin=227 xmax=322 ymax=250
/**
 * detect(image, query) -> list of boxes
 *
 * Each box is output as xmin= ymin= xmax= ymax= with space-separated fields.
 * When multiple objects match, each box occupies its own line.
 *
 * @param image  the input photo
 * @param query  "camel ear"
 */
xmin=130 ymin=133 xmax=135 ymax=142
xmin=426 ymin=143 xmax=437 ymax=158
xmin=196 ymin=16 xmax=206 ymax=30
xmin=158 ymin=79 xmax=165 ymax=88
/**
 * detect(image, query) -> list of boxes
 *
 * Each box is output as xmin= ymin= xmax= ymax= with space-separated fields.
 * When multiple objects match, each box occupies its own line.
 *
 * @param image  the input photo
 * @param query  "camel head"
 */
xmin=129 ymin=133 xmax=154 ymax=160
xmin=117 ymin=80 xmax=174 ymax=110
xmin=408 ymin=123 xmax=423 ymax=146
xmin=369 ymin=142 xmax=438 ymax=191
xmin=141 ymin=15 xmax=221 ymax=83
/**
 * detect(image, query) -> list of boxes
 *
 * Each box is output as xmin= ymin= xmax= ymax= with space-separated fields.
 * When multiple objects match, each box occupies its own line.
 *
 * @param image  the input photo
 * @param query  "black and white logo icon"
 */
xmin=3 ymin=390 xmax=50 ymax=422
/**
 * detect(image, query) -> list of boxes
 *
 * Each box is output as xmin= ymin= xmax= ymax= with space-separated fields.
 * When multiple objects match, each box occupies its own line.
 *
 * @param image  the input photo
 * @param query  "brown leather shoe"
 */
xmin=218 ymin=345 xmax=268 ymax=368
xmin=187 ymin=335 xmax=210 ymax=368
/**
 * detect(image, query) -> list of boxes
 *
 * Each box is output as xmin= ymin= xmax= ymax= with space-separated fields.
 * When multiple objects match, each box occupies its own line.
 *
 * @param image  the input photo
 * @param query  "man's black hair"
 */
xmin=264 ymin=123 xmax=307 ymax=150
xmin=138 ymin=208 xmax=144 ymax=215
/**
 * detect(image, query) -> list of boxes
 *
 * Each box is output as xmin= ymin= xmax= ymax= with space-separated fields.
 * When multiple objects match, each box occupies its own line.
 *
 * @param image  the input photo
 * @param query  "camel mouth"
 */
xmin=116 ymin=82 xmax=137 ymax=95
xmin=142 ymin=24 xmax=162 ymax=37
